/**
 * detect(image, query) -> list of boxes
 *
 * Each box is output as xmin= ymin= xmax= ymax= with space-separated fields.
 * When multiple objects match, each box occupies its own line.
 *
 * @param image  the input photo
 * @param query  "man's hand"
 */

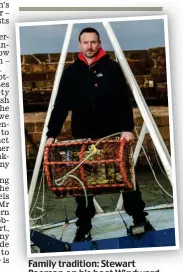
xmin=121 ymin=131 xmax=135 ymax=145
xmin=46 ymin=137 xmax=55 ymax=145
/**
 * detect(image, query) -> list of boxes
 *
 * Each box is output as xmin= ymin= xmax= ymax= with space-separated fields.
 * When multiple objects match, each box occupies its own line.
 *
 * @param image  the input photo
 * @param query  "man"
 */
xmin=46 ymin=27 xmax=154 ymax=242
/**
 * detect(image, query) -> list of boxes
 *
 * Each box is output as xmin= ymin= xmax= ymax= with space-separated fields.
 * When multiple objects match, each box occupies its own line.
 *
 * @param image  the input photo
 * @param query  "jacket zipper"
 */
xmin=89 ymin=65 xmax=96 ymax=119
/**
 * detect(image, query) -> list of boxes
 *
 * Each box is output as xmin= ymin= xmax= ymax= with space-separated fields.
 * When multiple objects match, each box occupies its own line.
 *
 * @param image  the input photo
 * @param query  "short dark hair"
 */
xmin=79 ymin=27 xmax=100 ymax=42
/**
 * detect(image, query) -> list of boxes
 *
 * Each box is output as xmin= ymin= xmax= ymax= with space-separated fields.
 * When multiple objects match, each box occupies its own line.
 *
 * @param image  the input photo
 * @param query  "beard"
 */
xmin=84 ymin=49 xmax=99 ymax=58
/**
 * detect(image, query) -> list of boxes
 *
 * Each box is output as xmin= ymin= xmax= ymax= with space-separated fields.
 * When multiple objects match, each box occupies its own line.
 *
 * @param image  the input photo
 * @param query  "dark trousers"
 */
xmin=75 ymin=196 xmax=95 ymax=234
xmin=122 ymin=183 xmax=148 ymax=224
xmin=75 ymin=183 xmax=147 ymax=234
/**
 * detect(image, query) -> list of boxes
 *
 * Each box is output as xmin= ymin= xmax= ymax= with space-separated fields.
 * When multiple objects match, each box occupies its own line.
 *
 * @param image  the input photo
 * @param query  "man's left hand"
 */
xmin=121 ymin=131 xmax=135 ymax=145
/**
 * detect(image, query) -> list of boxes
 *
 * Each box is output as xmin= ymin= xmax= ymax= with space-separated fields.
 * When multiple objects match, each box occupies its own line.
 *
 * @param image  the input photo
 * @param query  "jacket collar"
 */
xmin=78 ymin=47 xmax=107 ymax=66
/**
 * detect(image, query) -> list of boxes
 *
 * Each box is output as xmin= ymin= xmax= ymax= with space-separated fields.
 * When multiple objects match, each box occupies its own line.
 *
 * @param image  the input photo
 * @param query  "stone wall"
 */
xmin=24 ymin=107 xmax=170 ymax=171
xmin=22 ymin=48 xmax=168 ymax=112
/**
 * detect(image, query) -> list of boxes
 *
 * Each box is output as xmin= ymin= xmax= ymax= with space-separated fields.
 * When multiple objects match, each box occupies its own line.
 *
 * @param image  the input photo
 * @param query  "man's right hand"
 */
xmin=46 ymin=137 xmax=55 ymax=145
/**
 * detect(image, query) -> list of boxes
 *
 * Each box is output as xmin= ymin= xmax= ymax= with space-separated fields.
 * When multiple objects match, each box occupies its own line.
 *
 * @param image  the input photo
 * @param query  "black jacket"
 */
xmin=47 ymin=54 xmax=134 ymax=139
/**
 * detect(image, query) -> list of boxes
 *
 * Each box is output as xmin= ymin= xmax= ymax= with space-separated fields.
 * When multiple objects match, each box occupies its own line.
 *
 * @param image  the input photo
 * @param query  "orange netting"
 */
xmin=44 ymin=138 xmax=135 ymax=197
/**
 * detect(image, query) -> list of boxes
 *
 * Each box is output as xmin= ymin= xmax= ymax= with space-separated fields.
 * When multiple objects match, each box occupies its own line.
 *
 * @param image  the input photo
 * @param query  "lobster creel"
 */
xmin=44 ymin=138 xmax=136 ymax=197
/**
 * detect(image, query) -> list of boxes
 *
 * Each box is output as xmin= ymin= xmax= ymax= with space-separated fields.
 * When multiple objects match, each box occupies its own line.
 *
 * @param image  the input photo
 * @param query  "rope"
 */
xmin=29 ymin=211 xmax=47 ymax=222
xmin=30 ymin=173 xmax=43 ymax=216
xmin=153 ymin=144 xmax=169 ymax=180
xmin=134 ymin=128 xmax=173 ymax=199
xmin=54 ymin=132 xmax=124 ymax=207
xmin=29 ymin=172 xmax=47 ymax=224
xmin=111 ymin=197 xmax=129 ymax=232
xmin=55 ymin=131 xmax=125 ymax=185
xmin=61 ymin=174 xmax=88 ymax=208
xmin=154 ymin=204 xmax=169 ymax=228
xmin=55 ymin=149 xmax=97 ymax=185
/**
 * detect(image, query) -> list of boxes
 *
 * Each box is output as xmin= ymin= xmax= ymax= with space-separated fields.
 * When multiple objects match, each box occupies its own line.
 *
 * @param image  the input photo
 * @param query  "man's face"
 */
xmin=79 ymin=32 xmax=101 ymax=58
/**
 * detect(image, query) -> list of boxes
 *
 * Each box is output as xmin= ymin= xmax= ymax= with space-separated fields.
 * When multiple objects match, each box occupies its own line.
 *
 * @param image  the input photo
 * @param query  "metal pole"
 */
xmin=93 ymin=198 xmax=104 ymax=213
xmin=133 ymin=122 xmax=148 ymax=165
xmin=103 ymin=21 xmax=172 ymax=184
xmin=28 ymin=24 xmax=73 ymax=210
xmin=116 ymin=193 xmax=124 ymax=211
xmin=116 ymin=123 xmax=147 ymax=210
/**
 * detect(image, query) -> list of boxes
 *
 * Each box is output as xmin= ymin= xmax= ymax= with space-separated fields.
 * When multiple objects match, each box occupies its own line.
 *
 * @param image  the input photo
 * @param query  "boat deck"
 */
xmin=41 ymin=204 xmax=174 ymax=243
